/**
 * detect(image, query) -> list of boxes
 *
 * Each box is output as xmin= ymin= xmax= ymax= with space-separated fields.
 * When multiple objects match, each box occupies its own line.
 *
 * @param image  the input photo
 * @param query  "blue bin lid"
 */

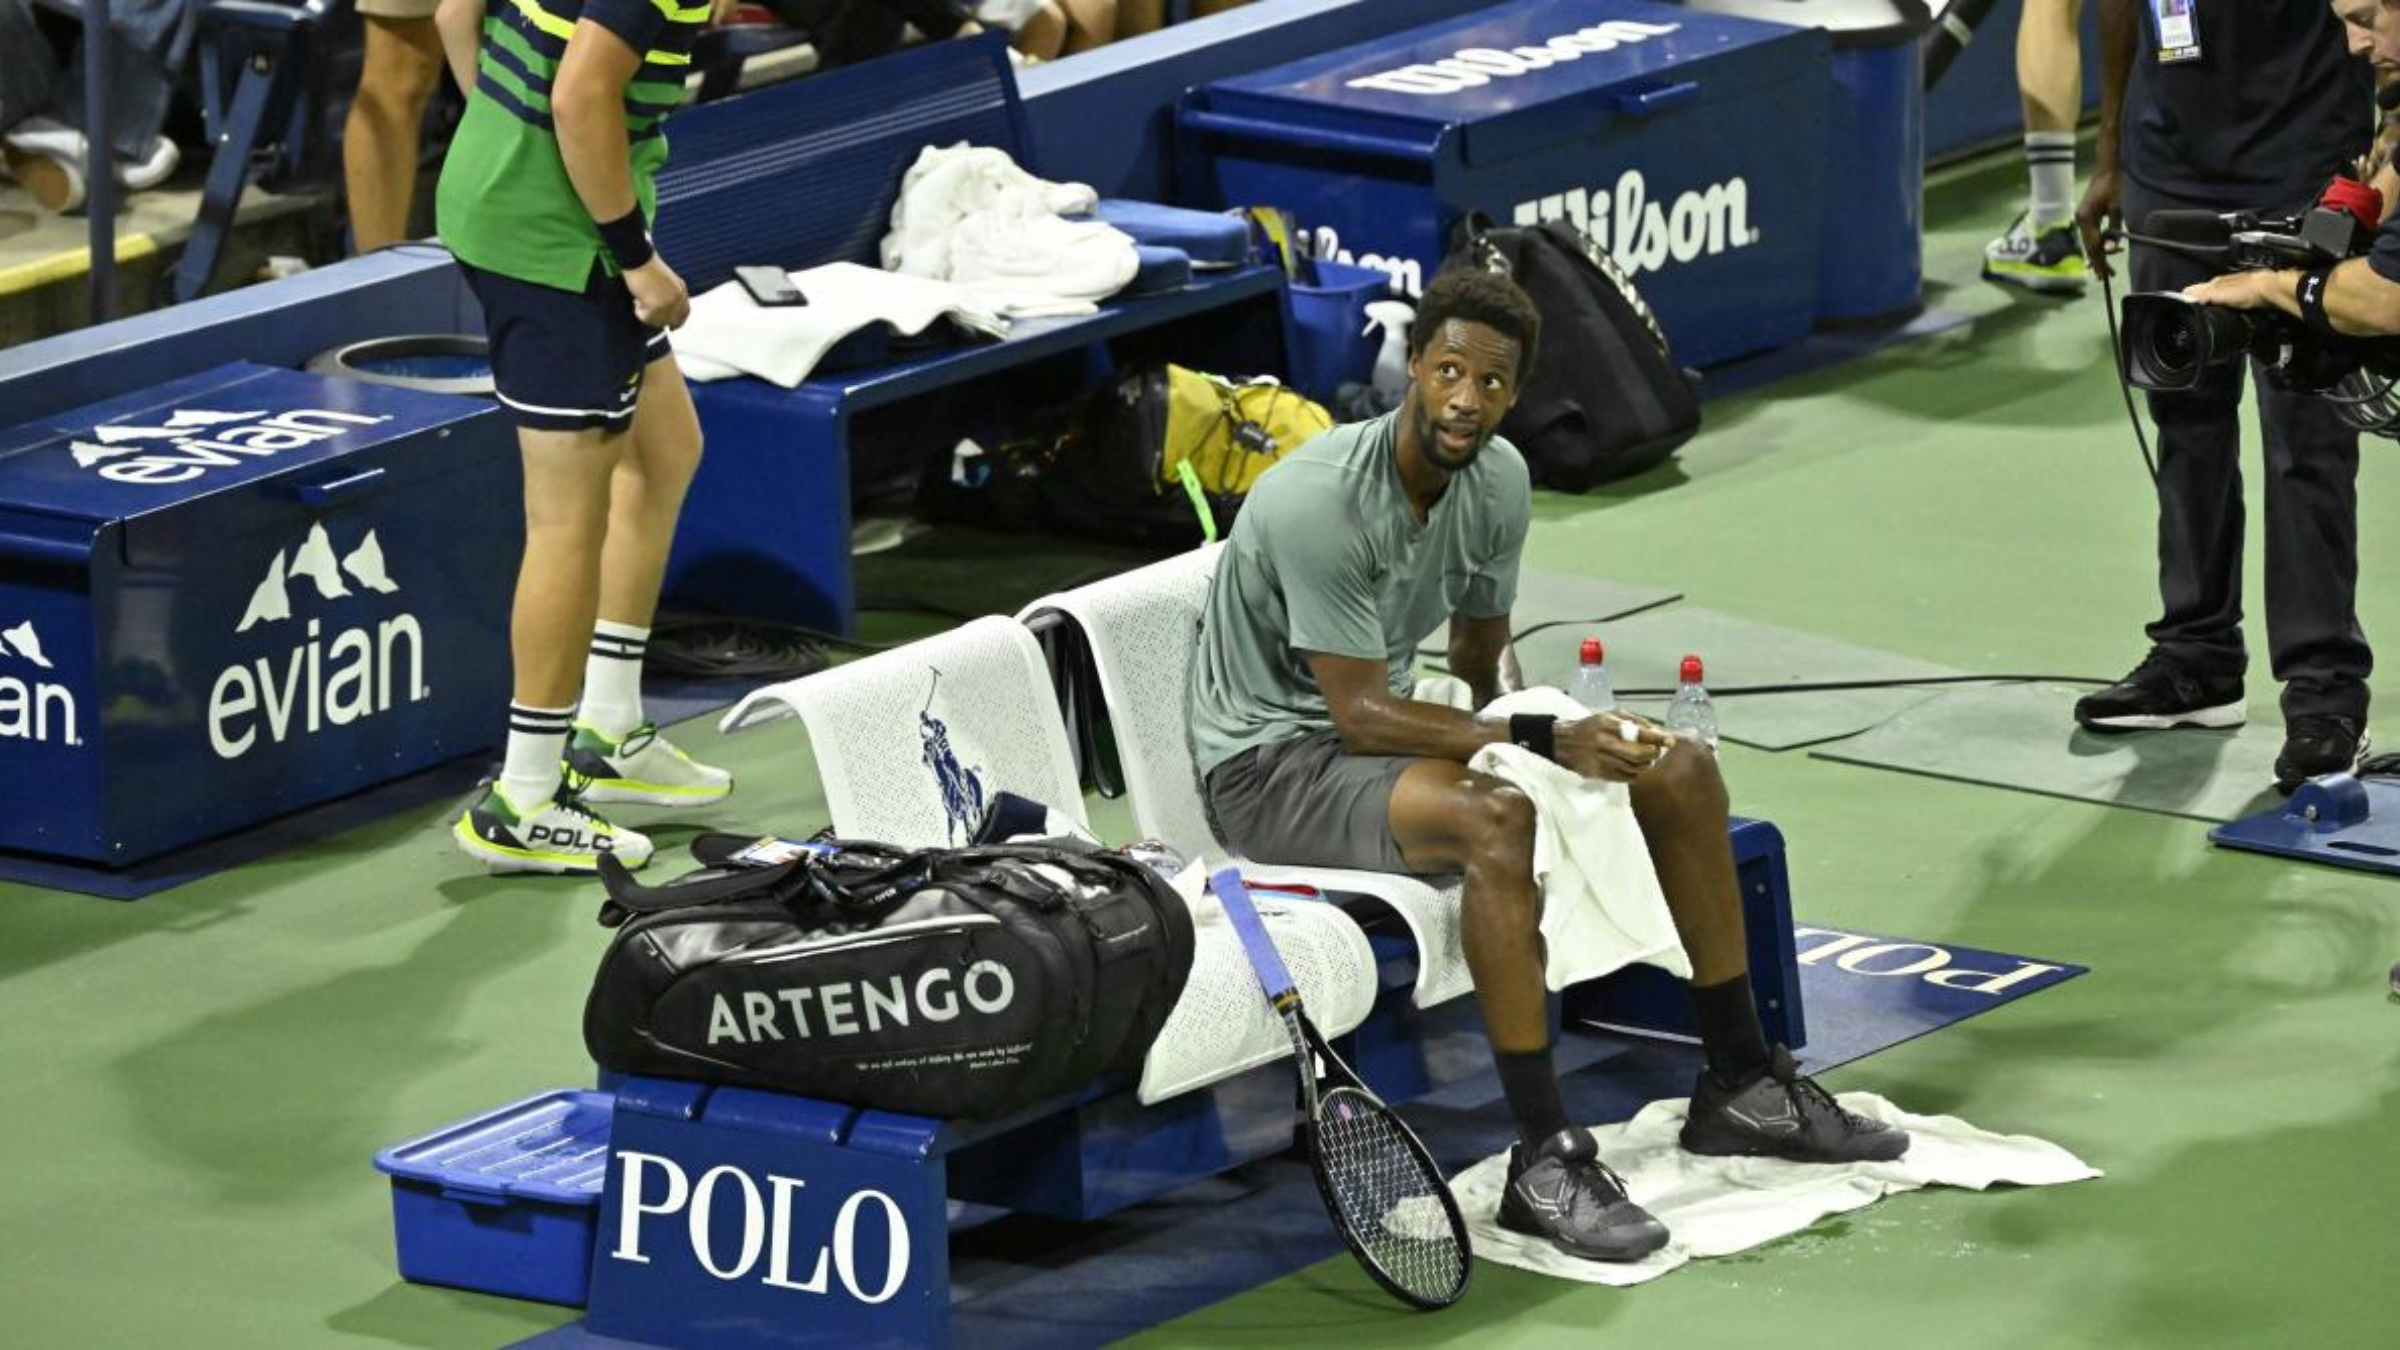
xmin=374 ymin=1089 xmax=615 ymax=1207
xmin=1683 ymin=0 xmax=1930 ymax=49
xmin=0 ymin=362 xmax=490 ymax=537
xmin=1194 ymin=0 xmax=1824 ymax=174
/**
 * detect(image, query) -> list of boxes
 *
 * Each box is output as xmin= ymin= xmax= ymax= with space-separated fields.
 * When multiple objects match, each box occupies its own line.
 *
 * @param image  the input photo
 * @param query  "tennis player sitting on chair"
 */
xmin=1188 ymin=268 xmax=1907 ymax=1264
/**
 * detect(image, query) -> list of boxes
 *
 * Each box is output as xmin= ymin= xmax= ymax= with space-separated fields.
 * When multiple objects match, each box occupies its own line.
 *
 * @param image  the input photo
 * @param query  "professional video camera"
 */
xmin=2118 ymin=182 xmax=2400 ymax=436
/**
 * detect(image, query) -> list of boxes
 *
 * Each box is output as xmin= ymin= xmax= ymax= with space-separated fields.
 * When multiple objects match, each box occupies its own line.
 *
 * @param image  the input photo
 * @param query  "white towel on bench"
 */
xmin=675 ymin=262 xmax=1007 ymax=388
xmin=881 ymin=142 xmax=1138 ymax=317
xmin=1451 ymin=1093 xmax=2101 ymax=1286
xmin=1468 ymin=687 xmax=1693 ymax=991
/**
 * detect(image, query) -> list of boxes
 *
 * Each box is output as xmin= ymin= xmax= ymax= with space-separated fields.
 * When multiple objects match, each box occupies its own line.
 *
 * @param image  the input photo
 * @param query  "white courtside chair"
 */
xmin=1020 ymin=547 xmax=1478 ymax=1009
xmin=717 ymin=613 xmax=1374 ymax=1104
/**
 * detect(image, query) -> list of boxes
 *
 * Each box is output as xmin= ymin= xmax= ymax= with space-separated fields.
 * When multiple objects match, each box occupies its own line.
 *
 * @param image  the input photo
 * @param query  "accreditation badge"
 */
xmin=2150 ymin=0 xmax=2201 ymax=63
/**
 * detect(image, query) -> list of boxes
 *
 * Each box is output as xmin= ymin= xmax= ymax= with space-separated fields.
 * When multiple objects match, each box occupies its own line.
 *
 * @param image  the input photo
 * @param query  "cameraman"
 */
xmin=2187 ymin=4 xmax=2400 ymax=336
xmin=2076 ymin=0 xmax=2376 ymax=790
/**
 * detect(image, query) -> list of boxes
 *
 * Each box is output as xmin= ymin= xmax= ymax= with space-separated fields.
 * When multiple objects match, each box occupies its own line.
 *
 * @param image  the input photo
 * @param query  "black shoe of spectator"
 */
xmin=2273 ymin=715 xmax=2368 ymax=794
xmin=1497 ymin=1127 xmax=1670 ymax=1263
xmin=2073 ymin=653 xmax=2244 ymax=732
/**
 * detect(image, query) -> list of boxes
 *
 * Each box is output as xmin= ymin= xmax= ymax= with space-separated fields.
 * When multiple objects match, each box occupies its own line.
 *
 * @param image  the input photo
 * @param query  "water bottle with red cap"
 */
xmin=1566 ymin=636 xmax=1616 ymax=712
xmin=1665 ymin=653 xmax=1719 ymax=749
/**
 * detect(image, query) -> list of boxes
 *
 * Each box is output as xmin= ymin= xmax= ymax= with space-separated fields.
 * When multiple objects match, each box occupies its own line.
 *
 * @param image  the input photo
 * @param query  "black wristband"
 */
xmin=1507 ymin=713 xmax=1557 ymax=763
xmin=596 ymin=208 xmax=655 ymax=272
xmin=2295 ymin=267 xmax=2338 ymax=340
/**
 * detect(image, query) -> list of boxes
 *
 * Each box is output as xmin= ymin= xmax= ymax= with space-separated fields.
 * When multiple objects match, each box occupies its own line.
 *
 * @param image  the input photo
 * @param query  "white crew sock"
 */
xmin=500 ymin=701 xmax=575 ymax=811
xmin=581 ymin=620 xmax=650 ymax=739
xmin=2025 ymin=131 xmax=2077 ymax=227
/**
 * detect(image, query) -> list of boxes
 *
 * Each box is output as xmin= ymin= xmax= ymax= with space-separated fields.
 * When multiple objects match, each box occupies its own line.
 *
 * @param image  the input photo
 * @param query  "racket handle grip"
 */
xmin=1208 ymin=867 xmax=1300 ymax=1005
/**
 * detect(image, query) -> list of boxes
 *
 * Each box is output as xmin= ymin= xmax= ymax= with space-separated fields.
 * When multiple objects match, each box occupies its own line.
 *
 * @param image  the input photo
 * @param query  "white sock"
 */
xmin=2025 ymin=132 xmax=2076 ymax=227
xmin=500 ymin=702 xmax=575 ymax=810
xmin=581 ymin=620 xmax=650 ymax=740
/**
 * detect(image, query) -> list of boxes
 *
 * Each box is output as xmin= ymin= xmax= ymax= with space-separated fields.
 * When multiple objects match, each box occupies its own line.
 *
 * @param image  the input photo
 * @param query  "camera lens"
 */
xmin=2155 ymin=323 xmax=2198 ymax=379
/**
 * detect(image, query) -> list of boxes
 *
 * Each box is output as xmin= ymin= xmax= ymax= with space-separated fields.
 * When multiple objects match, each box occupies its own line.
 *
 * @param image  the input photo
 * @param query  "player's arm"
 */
xmin=555 ymin=18 xmax=690 ymax=327
xmin=1308 ymin=651 xmax=1667 ymax=782
xmin=1446 ymin=612 xmax=1516 ymax=711
xmin=433 ymin=0 xmax=487 ymax=96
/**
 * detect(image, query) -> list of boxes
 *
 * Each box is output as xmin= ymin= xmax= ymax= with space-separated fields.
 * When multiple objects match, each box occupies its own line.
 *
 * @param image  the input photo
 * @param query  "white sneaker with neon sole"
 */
xmin=452 ymin=777 xmax=654 ymax=875
xmin=567 ymin=720 xmax=734 ymax=807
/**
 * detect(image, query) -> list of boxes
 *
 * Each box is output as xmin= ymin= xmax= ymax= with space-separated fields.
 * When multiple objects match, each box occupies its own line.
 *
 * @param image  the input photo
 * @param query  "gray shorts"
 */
xmin=1203 ymin=728 xmax=1434 ymax=876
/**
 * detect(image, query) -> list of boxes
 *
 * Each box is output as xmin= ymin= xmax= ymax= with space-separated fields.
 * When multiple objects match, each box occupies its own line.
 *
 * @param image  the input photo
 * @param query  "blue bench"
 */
xmin=650 ymin=33 xmax=1293 ymax=634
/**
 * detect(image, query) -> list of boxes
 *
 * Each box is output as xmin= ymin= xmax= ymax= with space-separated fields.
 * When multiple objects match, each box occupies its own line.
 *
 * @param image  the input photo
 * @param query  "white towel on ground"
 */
xmin=1466 ymin=686 xmax=1693 ymax=990
xmin=1454 ymin=1093 xmax=2101 ymax=1286
xmin=675 ymin=262 xmax=1007 ymax=388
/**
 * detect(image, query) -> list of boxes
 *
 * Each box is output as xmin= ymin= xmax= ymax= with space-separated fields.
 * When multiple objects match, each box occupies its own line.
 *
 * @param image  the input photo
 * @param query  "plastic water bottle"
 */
xmin=1566 ymin=636 xmax=1617 ymax=712
xmin=1665 ymin=653 xmax=1719 ymax=749
xmin=1362 ymin=299 xmax=1416 ymax=399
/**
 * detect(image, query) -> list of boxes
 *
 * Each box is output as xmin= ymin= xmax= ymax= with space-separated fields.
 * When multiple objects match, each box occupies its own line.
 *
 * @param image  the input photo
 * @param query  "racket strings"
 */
xmin=1315 ymin=1087 xmax=1469 ymax=1303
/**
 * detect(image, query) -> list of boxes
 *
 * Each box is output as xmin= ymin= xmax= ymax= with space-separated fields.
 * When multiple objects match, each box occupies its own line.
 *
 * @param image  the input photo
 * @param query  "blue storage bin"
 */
xmin=374 ymin=1089 xmax=613 ymax=1307
xmin=1285 ymin=260 xmax=1391 ymax=400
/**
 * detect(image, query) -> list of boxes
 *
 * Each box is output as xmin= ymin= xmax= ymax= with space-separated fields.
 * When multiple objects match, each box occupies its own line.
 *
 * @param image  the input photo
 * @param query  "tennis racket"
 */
xmin=1207 ymin=867 xmax=1472 ymax=1310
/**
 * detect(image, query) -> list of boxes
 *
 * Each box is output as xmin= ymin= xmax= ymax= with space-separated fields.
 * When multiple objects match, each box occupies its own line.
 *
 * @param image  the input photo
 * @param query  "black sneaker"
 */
xmin=2072 ymin=653 xmax=2245 ymax=732
xmin=2273 ymin=715 xmax=2369 ymax=793
xmin=1680 ymin=1046 xmax=1910 ymax=1164
xmin=1497 ymin=1127 xmax=1670 ymax=1263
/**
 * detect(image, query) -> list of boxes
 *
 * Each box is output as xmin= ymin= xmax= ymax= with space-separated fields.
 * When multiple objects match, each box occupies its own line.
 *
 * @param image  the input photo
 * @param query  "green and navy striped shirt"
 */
xmin=436 ymin=0 xmax=710 ymax=292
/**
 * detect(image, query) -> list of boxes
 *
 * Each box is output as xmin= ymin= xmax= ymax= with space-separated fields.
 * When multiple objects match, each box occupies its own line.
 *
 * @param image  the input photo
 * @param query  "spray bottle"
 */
xmin=1362 ymin=299 xmax=1416 ymax=399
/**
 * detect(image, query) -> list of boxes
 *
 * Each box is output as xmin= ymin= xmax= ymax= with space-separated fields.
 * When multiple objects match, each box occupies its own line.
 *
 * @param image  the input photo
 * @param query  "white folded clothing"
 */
xmin=674 ymin=262 xmax=1007 ymax=388
xmin=1454 ymin=1093 xmax=2102 ymax=1286
xmin=880 ymin=142 xmax=1135 ymax=317
xmin=1468 ymin=687 xmax=1693 ymax=990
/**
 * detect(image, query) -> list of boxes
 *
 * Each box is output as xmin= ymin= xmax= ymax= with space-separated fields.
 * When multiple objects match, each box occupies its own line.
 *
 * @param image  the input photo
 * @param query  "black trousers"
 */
xmin=2122 ymin=176 xmax=2372 ymax=723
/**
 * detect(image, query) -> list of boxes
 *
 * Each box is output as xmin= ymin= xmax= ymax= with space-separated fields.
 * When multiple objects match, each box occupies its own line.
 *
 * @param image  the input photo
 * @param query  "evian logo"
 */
xmin=71 ymin=406 xmax=390 ymax=485
xmin=209 ymin=522 xmax=428 ymax=760
xmin=1345 ymin=19 xmax=1681 ymax=97
xmin=1515 ymin=169 xmax=1758 ymax=277
xmin=0 ymin=619 xmax=79 ymax=747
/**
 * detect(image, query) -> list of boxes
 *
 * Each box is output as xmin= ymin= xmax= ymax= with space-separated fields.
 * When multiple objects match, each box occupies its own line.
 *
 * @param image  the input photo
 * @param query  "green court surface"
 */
xmin=4 ymin=157 xmax=2397 ymax=1348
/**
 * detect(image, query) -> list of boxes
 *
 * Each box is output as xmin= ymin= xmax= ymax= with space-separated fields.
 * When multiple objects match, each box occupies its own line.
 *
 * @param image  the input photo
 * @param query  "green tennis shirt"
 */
xmin=435 ymin=0 xmax=710 ymax=292
xmin=1188 ymin=411 xmax=1532 ymax=776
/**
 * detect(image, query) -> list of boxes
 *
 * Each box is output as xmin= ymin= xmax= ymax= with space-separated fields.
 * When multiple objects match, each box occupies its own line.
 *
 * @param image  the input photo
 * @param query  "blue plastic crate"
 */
xmin=374 ymin=1089 xmax=612 ymax=1307
xmin=1287 ymin=259 xmax=1391 ymax=400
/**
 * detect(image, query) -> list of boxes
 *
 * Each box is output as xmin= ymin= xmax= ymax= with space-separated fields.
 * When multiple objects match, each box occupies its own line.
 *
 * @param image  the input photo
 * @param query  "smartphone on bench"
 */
xmin=736 ymin=265 xmax=807 ymax=307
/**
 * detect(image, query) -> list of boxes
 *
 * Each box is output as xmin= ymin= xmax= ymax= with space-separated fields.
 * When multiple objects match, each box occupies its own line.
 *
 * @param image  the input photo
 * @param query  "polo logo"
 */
xmin=70 ymin=406 xmax=390 ymax=486
xmin=1345 ymin=20 xmax=1682 ymax=96
xmin=0 ymin=619 xmax=79 ymax=746
xmin=1514 ymin=169 xmax=1759 ymax=277
xmin=917 ymin=669 xmax=987 ymax=844
xmin=611 ymin=1153 xmax=913 ymax=1304
xmin=208 ymin=523 xmax=427 ymax=760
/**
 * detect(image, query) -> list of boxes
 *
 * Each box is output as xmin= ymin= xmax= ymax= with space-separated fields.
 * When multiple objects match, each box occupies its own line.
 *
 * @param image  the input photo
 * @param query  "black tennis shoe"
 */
xmin=1497 ymin=1127 xmax=1669 ymax=1263
xmin=1680 ymin=1045 xmax=1909 ymax=1164
xmin=2273 ymin=715 xmax=2368 ymax=793
xmin=2073 ymin=653 xmax=2245 ymax=732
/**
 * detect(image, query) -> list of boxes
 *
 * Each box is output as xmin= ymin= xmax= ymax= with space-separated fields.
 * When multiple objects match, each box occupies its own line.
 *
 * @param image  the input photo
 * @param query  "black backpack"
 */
xmin=1444 ymin=213 xmax=1702 ymax=492
xmin=583 ymin=833 xmax=1194 ymax=1121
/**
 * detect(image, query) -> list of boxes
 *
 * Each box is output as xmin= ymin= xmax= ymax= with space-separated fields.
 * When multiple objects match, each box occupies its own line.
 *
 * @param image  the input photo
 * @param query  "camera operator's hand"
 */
xmin=626 ymin=256 xmax=691 ymax=330
xmin=2077 ymin=164 xmax=2124 ymax=283
xmin=1554 ymin=713 xmax=1677 ymax=784
xmin=2184 ymin=270 xmax=2287 ymax=311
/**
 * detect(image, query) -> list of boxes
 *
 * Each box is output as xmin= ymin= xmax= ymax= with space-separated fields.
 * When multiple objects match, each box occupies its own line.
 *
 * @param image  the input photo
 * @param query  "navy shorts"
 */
xmin=460 ymin=259 xmax=671 ymax=434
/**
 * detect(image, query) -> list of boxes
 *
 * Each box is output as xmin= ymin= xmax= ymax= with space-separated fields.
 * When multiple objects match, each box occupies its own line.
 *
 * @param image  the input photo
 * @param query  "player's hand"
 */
xmin=2077 ymin=164 xmax=2123 ymax=283
xmin=1554 ymin=713 xmax=1676 ymax=784
xmin=626 ymin=256 xmax=690 ymax=330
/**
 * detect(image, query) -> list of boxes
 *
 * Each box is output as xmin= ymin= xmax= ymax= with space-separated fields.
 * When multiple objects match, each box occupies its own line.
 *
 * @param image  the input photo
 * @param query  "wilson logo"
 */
xmin=208 ymin=523 xmax=428 ymax=760
xmin=1344 ymin=19 xmax=1681 ymax=96
xmin=1514 ymin=169 xmax=1759 ymax=277
xmin=71 ymin=406 xmax=390 ymax=485
xmin=0 ymin=619 xmax=79 ymax=747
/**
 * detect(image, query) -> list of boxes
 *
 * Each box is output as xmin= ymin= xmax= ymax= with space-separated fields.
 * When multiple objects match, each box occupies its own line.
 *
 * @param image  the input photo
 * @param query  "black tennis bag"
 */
xmin=584 ymin=834 xmax=1194 ymax=1120
xmin=1444 ymin=213 xmax=1702 ymax=491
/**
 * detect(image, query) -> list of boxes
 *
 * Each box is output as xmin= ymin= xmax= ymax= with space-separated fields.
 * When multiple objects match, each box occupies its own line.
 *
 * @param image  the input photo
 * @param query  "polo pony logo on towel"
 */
xmin=918 ymin=669 xmax=987 ymax=844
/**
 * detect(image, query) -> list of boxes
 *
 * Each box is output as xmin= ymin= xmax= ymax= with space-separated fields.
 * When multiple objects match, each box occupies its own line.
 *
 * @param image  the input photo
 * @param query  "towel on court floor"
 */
xmin=676 ymin=262 xmax=1008 ymax=388
xmin=1465 ymin=686 xmax=1693 ymax=990
xmin=1453 ymin=1094 xmax=2100 ymax=1286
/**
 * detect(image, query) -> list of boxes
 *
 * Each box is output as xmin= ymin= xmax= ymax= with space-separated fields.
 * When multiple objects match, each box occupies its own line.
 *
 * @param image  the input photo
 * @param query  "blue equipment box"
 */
xmin=1179 ymin=0 xmax=1831 ymax=368
xmin=0 ymin=363 xmax=517 ymax=865
xmin=375 ymin=1089 xmax=613 ymax=1307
